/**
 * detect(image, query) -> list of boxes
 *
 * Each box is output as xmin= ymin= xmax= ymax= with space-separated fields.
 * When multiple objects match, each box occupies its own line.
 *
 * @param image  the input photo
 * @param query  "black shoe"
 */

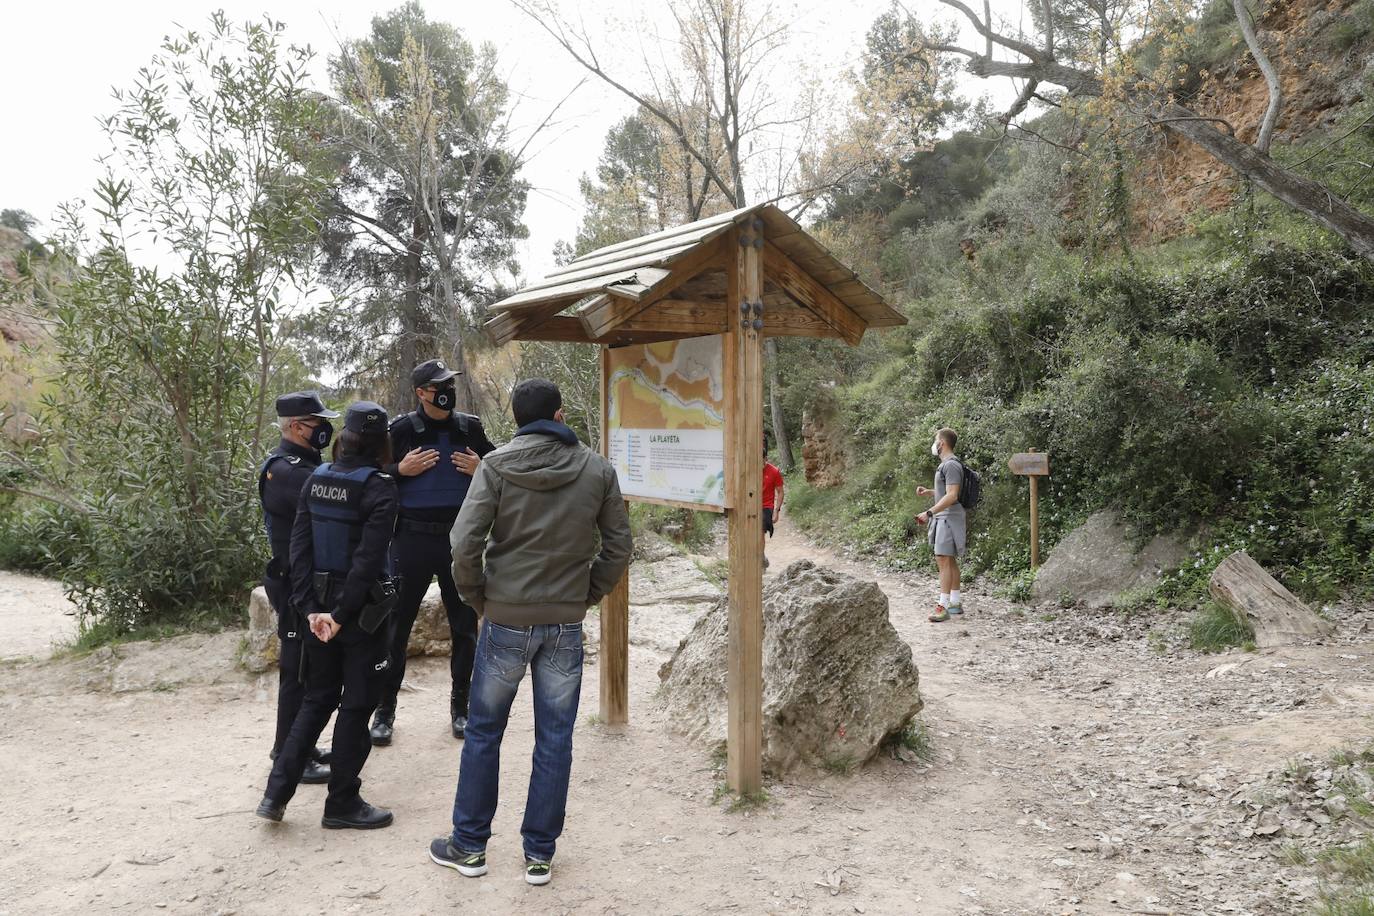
xmin=370 ymin=706 xmax=395 ymax=747
xmin=429 ymin=838 xmax=487 ymax=877
xmin=451 ymin=697 xmax=468 ymax=740
xmin=300 ymin=759 xmax=331 ymax=785
xmin=312 ymin=746 xmax=331 ymax=765
xmin=255 ymin=797 xmax=285 ymax=822
xmin=322 ymin=800 xmax=393 ymax=830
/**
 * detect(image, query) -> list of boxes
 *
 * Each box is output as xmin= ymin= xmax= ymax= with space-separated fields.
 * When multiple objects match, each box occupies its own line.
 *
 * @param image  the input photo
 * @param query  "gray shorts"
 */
xmin=929 ymin=513 xmax=966 ymax=557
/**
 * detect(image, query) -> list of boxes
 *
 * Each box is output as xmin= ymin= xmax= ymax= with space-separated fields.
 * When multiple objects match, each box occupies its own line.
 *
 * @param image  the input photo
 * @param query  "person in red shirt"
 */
xmin=762 ymin=445 xmax=784 ymax=569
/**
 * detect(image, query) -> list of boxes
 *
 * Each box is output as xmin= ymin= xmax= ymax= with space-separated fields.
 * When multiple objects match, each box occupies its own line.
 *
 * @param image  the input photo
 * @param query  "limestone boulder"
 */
xmin=658 ymin=560 xmax=922 ymax=775
xmin=241 ymin=586 xmax=279 ymax=674
xmin=242 ymin=583 xmax=454 ymax=667
xmin=1032 ymin=510 xmax=1188 ymax=608
xmin=408 ymin=583 xmax=452 ymax=656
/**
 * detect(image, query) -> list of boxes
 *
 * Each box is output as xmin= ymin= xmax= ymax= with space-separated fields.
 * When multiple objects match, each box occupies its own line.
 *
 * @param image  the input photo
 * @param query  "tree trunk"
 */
xmin=966 ymin=55 xmax=1374 ymax=261
xmin=1157 ymin=102 xmax=1374 ymax=260
xmin=399 ymin=220 xmax=423 ymax=410
xmin=1208 ymin=549 xmax=1333 ymax=647
xmin=764 ymin=338 xmax=793 ymax=470
xmin=1232 ymin=0 xmax=1282 ymax=153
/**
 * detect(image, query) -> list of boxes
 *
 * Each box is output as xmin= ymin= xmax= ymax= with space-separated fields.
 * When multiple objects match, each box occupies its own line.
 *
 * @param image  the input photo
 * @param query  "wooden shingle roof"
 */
xmin=485 ymin=202 xmax=905 ymax=346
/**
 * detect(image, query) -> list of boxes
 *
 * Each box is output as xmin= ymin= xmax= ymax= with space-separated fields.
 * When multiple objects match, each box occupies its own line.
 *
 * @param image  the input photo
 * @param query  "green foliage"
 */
xmin=0 ymin=14 xmax=330 ymax=639
xmin=1325 ymin=0 xmax=1374 ymax=52
xmin=890 ymin=719 xmax=935 ymax=762
xmin=789 ymin=212 xmax=1374 ymax=598
xmin=569 ymin=113 xmax=671 ymax=256
xmin=0 ymin=496 xmax=84 ymax=574
xmin=1187 ymin=601 xmax=1255 ymax=653
xmin=518 ymin=340 xmax=602 ymax=450
xmin=1317 ymin=836 xmax=1374 ymax=915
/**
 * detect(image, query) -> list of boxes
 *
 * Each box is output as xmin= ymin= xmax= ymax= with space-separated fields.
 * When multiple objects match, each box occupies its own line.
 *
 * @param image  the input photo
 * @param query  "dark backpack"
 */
xmin=957 ymin=461 xmax=981 ymax=510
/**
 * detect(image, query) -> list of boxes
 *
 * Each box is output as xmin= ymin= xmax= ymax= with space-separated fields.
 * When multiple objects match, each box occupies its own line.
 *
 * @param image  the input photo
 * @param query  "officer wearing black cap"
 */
xmin=370 ymin=359 xmax=496 ymax=746
xmin=257 ymin=401 xmax=400 ymax=830
xmin=259 ymin=391 xmax=339 ymax=785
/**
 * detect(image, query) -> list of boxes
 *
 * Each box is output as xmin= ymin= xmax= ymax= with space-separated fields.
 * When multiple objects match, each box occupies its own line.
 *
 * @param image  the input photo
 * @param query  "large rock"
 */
xmin=241 ymin=586 xmax=279 ymax=674
xmin=1032 ymin=510 xmax=1188 ymax=607
xmin=241 ymin=583 xmax=452 ymax=673
xmin=408 ymin=583 xmax=452 ymax=656
xmin=658 ymin=560 xmax=922 ymax=775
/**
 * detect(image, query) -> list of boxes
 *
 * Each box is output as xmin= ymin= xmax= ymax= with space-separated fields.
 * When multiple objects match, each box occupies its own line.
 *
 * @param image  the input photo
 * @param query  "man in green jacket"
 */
xmin=429 ymin=378 xmax=633 ymax=887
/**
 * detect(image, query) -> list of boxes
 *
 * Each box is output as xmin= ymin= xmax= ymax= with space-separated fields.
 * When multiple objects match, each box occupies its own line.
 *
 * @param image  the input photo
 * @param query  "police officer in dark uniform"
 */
xmin=257 ymin=401 xmax=400 ymax=830
xmin=370 ymin=359 xmax=496 ymax=746
xmin=259 ymin=391 xmax=338 ymax=785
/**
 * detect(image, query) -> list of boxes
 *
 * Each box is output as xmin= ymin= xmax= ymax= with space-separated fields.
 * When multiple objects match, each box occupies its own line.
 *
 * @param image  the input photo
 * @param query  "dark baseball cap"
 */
xmin=412 ymin=358 xmax=459 ymax=388
xmin=275 ymin=390 xmax=340 ymax=419
xmin=343 ymin=401 xmax=388 ymax=434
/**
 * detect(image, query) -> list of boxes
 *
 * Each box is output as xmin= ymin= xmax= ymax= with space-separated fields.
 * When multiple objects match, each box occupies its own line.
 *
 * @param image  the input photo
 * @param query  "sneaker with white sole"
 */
xmin=947 ymin=603 xmax=963 ymax=615
xmin=429 ymin=838 xmax=487 ymax=877
xmin=525 ymin=859 xmax=552 ymax=886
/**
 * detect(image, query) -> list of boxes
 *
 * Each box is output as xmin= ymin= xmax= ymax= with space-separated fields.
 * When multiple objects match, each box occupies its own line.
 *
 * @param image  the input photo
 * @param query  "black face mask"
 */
xmin=303 ymin=420 xmax=333 ymax=451
xmin=432 ymin=384 xmax=456 ymax=411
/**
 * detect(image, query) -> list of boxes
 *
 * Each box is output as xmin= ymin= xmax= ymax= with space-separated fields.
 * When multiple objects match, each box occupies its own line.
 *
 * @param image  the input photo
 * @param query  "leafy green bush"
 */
xmin=0 ymin=496 xmax=85 ymax=574
xmin=0 ymin=16 xmax=330 ymax=639
xmin=788 ymin=231 xmax=1374 ymax=601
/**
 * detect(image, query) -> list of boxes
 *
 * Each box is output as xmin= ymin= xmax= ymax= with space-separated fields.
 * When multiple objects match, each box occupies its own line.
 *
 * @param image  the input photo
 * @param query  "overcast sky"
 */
xmin=0 ymin=0 xmax=1021 ymax=282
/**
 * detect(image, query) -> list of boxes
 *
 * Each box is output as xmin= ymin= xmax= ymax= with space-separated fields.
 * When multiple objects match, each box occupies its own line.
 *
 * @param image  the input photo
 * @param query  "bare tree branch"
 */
xmin=1233 ymin=0 xmax=1283 ymax=153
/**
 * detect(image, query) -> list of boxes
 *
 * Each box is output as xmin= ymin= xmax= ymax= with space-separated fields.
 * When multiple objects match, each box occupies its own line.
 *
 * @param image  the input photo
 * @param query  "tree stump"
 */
xmin=1208 ymin=550 xmax=1334 ymax=648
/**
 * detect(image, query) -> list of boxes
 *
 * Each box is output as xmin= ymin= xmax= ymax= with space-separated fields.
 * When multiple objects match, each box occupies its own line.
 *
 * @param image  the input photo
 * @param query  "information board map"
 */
xmin=606 ymin=336 xmax=726 ymax=508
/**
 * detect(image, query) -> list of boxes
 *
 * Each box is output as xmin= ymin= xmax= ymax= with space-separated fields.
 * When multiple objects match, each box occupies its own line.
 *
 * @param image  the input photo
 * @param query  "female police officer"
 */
xmin=257 ymin=401 xmax=400 ymax=830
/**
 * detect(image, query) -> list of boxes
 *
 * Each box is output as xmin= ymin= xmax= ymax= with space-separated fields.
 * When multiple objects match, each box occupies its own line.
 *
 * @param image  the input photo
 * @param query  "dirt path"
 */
xmin=0 ymin=570 xmax=76 ymax=660
xmin=1 ymin=521 xmax=1371 ymax=915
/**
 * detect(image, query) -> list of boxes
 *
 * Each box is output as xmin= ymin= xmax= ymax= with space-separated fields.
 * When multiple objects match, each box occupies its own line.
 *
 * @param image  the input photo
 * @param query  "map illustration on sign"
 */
xmin=606 ymin=336 xmax=726 ymax=507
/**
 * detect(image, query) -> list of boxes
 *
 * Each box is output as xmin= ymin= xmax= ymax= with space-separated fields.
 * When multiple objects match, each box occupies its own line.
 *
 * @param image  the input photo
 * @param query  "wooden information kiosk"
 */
xmin=485 ymin=204 xmax=905 ymax=792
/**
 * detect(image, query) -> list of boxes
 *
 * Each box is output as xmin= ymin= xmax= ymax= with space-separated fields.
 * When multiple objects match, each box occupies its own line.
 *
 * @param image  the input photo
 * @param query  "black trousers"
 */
xmin=264 ymin=572 xmax=307 ymax=758
xmin=381 ymin=526 xmax=478 ymax=714
xmin=264 ymin=621 xmax=390 ymax=812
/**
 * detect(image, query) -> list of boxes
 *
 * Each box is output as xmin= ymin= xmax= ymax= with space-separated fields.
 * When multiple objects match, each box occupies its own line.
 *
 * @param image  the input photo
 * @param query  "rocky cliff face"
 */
xmin=800 ymin=397 xmax=848 ymax=489
xmin=1135 ymin=0 xmax=1374 ymax=239
xmin=0 ymin=226 xmax=52 ymax=439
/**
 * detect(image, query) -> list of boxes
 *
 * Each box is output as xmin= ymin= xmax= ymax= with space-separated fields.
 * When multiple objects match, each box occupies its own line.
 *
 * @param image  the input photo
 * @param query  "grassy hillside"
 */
xmin=784 ymin=12 xmax=1374 ymax=605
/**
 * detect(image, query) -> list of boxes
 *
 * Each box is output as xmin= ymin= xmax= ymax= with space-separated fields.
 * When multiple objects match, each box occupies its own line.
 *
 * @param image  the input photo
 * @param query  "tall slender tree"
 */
xmin=313 ymin=3 xmax=530 ymax=410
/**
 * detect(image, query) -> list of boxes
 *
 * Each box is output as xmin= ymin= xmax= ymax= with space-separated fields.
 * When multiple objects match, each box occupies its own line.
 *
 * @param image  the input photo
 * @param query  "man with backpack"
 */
xmin=915 ymin=427 xmax=975 ymax=623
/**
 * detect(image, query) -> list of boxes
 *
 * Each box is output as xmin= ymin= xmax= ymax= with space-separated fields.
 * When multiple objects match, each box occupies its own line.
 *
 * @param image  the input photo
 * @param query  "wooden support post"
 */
xmin=600 ymin=564 xmax=630 ymax=724
xmin=1009 ymin=449 xmax=1050 ymax=571
xmin=725 ymin=220 xmax=765 ymax=794
xmin=598 ymin=345 xmax=629 ymax=725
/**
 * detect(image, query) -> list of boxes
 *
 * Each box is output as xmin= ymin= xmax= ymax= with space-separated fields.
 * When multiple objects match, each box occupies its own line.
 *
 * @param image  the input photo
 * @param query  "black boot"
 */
xmin=370 ymin=703 xmax=395 ymax=747
xmin=450 ymin=695 xmax=468 ymax=740
xmin=300 ymin=758 xmax=332 ymax=785
xmin=255 ymin=796 xmax=285 ymax=822
xmin=322 ymin=798 xmax=394 ymax=830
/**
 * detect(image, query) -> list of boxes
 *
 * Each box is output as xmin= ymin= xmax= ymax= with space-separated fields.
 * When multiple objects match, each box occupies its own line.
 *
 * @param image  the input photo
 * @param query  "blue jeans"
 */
xmin=451 ymin=621 xmax=583 ymax=862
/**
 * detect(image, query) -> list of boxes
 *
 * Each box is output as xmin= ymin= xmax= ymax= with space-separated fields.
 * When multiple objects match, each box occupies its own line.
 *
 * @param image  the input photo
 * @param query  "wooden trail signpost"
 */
xmin=484 ymin=203 xmax=905 ymax=792
xmin=1008 ymin=450 xmax=1050 ymax=568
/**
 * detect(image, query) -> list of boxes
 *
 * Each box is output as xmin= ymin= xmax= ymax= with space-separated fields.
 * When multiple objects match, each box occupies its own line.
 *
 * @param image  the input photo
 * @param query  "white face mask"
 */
xmin=930 ymin=439 xmax=941 ymax=458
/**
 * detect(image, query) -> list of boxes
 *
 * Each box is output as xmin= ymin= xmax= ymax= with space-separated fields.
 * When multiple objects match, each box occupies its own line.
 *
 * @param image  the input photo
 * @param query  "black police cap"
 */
xmin=275 ymin=390 xmax=340 ymax=419
xmin=412 ymin=358 xmax=459 ymax=388
xmin=344 ymin=401 xmax=388 ymax=434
